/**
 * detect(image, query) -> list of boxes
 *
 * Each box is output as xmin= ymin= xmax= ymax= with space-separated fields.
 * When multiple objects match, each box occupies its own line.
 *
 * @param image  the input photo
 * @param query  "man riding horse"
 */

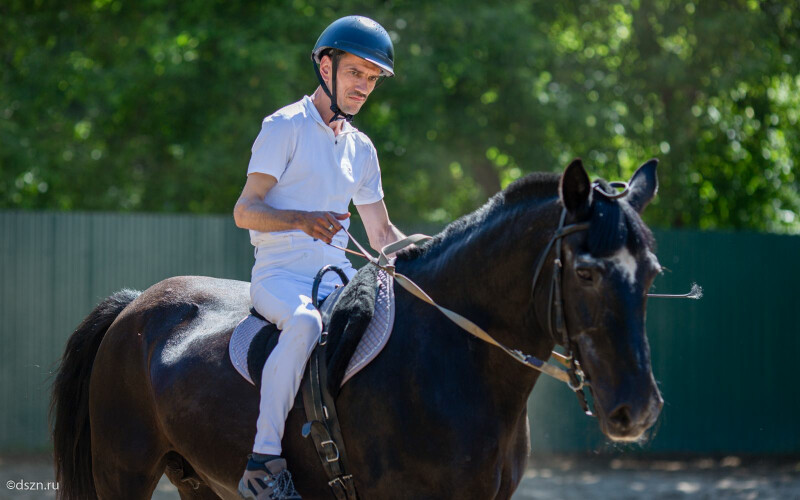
xmin=51 ymin=14 xmax=668 ymax=500
xmin=232 ymin=15 xmax=405 ymax=499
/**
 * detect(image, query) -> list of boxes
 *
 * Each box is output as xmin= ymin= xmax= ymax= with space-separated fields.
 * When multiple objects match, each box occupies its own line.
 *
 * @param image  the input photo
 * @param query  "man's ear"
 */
xmin=560 ymin=158 xmax=591 ymax=216
xmin=627 ymin=159 xmax=659 ymax=213
xmin=319 ymin=55 xmax=333 ymax=84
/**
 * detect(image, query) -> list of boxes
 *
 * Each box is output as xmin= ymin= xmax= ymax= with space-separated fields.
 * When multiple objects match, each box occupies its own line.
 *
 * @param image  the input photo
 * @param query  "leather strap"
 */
xmin=302 ymin=344 xmax=358 ymax=499
xmin=389 ymin=270 xmax=576 ymax=384
xmin=302 ymin=268 xmax=359 ymax=500
xmin=317 ymin=341 xmax=357 ymax=499
xmin=377 ymin=234 xmax=433 ymax=266
xmin=333 ymin=226 xmax=584 ymax=386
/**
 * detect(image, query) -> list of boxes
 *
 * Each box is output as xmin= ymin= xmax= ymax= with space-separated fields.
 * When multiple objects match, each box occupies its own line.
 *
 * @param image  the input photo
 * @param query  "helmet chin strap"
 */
xmin=313 ymin=57 xmax=354 ymax=123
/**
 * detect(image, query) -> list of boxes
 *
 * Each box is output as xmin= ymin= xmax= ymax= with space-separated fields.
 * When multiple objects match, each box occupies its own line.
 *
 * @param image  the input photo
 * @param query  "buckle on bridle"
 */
xmin=567 ymin=371 xmax=585 ymax=392
xmin=566 ymin=351 xmax=587 ymax=392
xmin=329 ymin=475 xmax=353 ymax=489
xmin=320 ymin=439 xmax=340 ymax=463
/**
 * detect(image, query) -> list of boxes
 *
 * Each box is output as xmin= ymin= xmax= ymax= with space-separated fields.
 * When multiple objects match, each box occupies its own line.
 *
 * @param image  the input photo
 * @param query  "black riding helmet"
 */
xmin=311 ymin=15 xmax=395 ymax=122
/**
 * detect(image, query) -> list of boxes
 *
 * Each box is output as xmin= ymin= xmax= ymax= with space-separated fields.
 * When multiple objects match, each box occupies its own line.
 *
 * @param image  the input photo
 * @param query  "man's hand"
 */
xmin=300 ymin=211 xmax=350 ymax=244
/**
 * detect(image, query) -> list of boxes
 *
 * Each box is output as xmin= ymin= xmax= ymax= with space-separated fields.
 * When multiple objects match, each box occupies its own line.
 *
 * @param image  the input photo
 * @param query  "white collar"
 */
xmin=303 ymin=95 xmax=357 ymax=135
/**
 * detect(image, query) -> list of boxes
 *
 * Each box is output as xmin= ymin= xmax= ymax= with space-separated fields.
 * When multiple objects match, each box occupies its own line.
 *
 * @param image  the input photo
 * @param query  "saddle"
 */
xmin=229 ymin=264 xmax=394 ymax=392
xmin=229 ymin=264 xmax=395 ymax=500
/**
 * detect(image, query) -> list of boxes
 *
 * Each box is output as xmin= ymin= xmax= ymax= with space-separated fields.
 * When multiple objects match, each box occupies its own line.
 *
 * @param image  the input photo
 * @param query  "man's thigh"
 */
xmin=250 ymin=275 xmax=316 ymax=329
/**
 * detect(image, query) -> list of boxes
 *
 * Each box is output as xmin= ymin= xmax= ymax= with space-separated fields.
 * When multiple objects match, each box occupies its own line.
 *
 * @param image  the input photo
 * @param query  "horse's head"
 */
xmin=555 ymin=158 xmax=663 ymax=442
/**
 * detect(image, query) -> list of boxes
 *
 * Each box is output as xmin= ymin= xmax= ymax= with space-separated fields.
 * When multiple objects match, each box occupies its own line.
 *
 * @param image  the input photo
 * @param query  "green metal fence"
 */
xmin=1 ymin=211 xmax=798 ymax=454
xmin=1 ymin=211 xmax=252 ymax=453
xmin=529 ymin=230 xmax=800 ymax=454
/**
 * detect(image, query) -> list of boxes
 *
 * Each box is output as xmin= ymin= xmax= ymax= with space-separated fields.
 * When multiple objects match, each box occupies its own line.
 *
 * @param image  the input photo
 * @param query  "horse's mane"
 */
xmin=397 ymin=171 xmax=653 ymax=262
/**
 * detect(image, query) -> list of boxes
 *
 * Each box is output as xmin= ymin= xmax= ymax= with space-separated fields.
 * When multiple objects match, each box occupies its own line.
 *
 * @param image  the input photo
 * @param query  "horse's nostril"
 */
xmin=609 ymin=405 xmax=632 ymax=430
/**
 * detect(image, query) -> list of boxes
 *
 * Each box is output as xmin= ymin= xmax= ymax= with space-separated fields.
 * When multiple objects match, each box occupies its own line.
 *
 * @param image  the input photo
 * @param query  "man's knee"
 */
xmin=283 ymin=308 xmax=322 ymax=351
xmin=288 ymin=307 xmax=322 ymax=332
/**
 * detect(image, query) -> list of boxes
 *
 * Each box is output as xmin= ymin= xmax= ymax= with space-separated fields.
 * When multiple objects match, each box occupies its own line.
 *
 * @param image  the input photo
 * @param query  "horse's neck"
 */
xmin=397 ymin=198 xmax=559 ymax=339
xmin=393 ymin=199 xmax=561 ymax=407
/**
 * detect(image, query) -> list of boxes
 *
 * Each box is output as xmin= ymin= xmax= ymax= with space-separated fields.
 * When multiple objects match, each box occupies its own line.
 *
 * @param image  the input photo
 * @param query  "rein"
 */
xmin=329 ymin=185 xmax=700 ymax=416
xmin=329 ymin=222 xmax=589 ymax=392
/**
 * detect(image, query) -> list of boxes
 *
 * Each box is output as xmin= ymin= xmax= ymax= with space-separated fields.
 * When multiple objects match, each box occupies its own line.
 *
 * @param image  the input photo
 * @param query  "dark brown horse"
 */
xmin=51 ymin=159 xmax=663 ymax=499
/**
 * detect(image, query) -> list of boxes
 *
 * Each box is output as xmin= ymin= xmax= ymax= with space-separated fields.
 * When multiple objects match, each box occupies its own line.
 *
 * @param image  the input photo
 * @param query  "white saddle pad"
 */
xmin=229 ymin=269 xmax=395 ymax=387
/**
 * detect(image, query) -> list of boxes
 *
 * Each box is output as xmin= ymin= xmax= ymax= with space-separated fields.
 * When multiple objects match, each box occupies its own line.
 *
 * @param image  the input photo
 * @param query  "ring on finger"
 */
xmin=327 ymin=224 xmax=335 ymax=231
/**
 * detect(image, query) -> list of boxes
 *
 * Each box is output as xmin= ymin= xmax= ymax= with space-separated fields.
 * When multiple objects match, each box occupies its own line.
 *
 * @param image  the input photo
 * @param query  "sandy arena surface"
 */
xmin=1 ymin=454 xmax=798 ymax=499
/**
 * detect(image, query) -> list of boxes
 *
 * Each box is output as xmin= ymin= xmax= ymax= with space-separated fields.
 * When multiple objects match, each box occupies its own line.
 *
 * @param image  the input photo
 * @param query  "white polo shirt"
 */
xmin=246 ymin=95 xmax=384 ymax=279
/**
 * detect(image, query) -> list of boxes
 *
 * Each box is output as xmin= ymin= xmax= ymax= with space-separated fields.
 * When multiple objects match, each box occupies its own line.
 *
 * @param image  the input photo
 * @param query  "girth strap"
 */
xmin=302 ymin=341 xmax=358 ymax=500
xmin=302 ymin=266 xmax=358 ymax=500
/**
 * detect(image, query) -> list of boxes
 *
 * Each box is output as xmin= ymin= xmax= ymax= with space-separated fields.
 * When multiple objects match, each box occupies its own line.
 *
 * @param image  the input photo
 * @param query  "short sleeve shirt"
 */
xmin=246 ymin=95 xmax=384 ymax=249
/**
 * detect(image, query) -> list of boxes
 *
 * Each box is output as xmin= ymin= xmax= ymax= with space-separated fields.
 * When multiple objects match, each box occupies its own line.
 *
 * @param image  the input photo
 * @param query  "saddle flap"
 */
xmin=228 ymin=265 xmax=393 ymax=393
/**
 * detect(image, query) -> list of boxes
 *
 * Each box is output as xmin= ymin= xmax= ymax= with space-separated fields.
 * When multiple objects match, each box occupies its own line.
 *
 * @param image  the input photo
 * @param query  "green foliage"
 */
xmin=1 ymin=1 xmax=798 ymax=232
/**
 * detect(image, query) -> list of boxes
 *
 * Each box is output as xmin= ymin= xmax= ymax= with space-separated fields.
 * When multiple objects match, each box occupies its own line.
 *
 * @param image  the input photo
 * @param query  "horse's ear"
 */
xmin=627 ymin=159 xmax=659 ymax=213
xmin=560 ymin=158 xmax=591 ymax=216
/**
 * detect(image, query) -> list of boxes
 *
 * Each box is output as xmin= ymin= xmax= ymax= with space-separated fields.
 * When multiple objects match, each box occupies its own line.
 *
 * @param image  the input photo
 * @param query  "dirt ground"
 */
xmin=514 ymin=455 xmax=800 ymax=500
xmin=1 ymin=454 xmax=797 ymax=499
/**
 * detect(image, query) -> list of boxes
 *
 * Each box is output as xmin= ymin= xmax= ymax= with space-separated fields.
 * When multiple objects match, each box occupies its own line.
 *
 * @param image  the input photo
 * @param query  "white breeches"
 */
xmin=249 ymin=242 xmax=355 ymax=455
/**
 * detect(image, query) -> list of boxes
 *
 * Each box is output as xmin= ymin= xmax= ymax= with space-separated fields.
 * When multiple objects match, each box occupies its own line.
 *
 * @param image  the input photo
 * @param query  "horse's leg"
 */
xmin=164 ymin=453 xmax=222 ymax=500
xmin=495 ymin=408 xmax=532 ymax=499
xmin=90 ymin=440 xmax=165 ymax=500
xmin=89 ymin=399 xmax=168 ymax=499
xmin=89 ymin=319 xmax=171 ymax=499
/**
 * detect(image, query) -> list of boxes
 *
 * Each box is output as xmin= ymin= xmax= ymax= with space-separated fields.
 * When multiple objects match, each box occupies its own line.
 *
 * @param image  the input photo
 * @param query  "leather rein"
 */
xmin=328 ymin=180 xmax=701 ymax=418
xmin=329 ymin=206 xmax=597 ymax=414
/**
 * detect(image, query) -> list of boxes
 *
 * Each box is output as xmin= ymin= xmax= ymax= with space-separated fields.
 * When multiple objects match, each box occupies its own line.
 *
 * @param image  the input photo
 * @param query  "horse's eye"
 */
xmin=576 ymin=268 xmax=593 ymax=281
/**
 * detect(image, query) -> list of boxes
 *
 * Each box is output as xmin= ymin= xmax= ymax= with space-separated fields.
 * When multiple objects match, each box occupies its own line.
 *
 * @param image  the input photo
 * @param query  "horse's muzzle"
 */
xmin=601 ymin=390 xmax=663 ymax=442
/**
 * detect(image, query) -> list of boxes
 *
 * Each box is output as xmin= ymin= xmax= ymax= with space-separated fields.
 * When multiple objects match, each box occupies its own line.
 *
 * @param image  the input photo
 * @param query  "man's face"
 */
xmin=320 ymin=52 xmax=382 ymax=115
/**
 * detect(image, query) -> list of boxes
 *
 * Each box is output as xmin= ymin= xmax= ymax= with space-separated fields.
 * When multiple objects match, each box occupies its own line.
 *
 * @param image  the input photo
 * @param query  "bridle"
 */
xmin=527 ymin=181 xmax=633 ymax=415
xmin=329 ymin=180 xmax=699 ymax=417
xmin=330 ymin=206 xmax=598 ymax=408
xmin=530 ymin=207 xmax=593 ymax=414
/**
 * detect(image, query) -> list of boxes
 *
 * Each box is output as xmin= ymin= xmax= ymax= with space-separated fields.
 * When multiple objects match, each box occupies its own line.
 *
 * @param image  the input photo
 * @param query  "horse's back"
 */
xmin=125 ymin=275 xmax=251 ymax=323
xmin=95 ymin=273 xmax=253 ymax=406
xmin=110 ymin=275 xmax=247 ymax=353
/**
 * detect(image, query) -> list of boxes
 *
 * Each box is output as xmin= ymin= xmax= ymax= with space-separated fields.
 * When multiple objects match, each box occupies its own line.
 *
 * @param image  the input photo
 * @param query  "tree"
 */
xmin=2 ymin=0 xmax=798 ymax=233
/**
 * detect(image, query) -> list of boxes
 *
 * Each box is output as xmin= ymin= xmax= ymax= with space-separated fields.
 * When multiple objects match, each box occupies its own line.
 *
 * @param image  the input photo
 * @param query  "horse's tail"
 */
xmin=50 ymin=289 xmax=141 ymax=500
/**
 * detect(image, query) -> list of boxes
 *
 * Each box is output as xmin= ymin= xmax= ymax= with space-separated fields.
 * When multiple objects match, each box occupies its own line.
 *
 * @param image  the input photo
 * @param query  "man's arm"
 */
xmin=356 ymin=199 xmax=405 ymax=253
xmin=233 ymin=172 xmax=349 ymax=244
